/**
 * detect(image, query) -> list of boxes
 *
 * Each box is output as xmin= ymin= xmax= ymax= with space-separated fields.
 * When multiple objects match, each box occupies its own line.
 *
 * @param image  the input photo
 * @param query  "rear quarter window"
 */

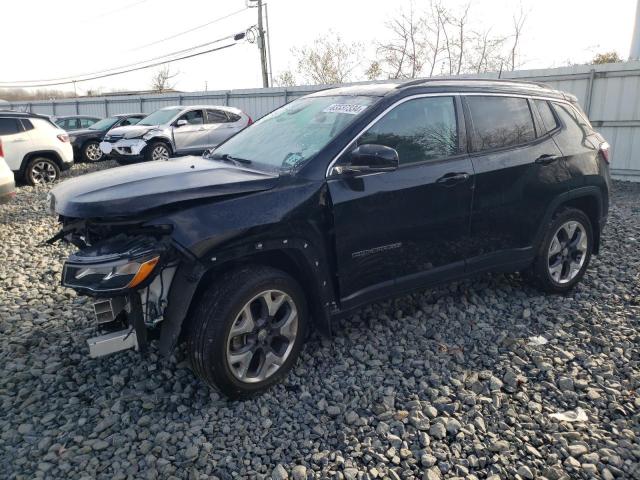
xmin=466 ymin=96 xmax=536 ymax=152
xmin=534 ymin=99 xmax=559 ymax=133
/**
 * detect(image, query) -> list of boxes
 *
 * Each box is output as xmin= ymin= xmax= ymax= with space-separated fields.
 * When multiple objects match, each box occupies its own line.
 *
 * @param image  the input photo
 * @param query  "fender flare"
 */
xmin=158 ymin=238 xmax=336 ymax=356
xmin=533 ymin=186 xmax=604 ymax=253
xmin=20 ymin=150 xmax=64 ymax=175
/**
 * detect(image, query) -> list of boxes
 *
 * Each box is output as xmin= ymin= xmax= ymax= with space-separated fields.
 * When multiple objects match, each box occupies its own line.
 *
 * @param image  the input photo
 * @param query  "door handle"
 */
xmin=436 ymin=172 xmax=470 ymax=186
xmin=535 ymin=154 xmax=560 ymax=165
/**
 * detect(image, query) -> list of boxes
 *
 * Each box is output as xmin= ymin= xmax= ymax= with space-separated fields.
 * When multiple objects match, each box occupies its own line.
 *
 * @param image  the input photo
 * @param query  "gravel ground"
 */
xmin=1 ymin=162 xmax=639 ymax=480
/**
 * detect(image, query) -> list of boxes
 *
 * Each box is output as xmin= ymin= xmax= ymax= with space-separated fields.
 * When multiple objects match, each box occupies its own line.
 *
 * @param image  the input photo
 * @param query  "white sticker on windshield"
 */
xmin=322 ymin=103 xmax=368 ymax=115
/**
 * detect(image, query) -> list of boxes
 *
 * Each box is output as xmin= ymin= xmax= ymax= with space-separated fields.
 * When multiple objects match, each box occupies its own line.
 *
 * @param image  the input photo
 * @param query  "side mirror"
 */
xmin=338 ymin=144 xmax=399 ymax=174
xmin=176 ymin=119 xmax=188 ymax=127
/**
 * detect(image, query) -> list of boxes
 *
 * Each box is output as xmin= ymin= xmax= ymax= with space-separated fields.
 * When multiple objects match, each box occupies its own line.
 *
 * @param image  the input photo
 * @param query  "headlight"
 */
xmin=62 ymin=236 xmax=164 ymax=295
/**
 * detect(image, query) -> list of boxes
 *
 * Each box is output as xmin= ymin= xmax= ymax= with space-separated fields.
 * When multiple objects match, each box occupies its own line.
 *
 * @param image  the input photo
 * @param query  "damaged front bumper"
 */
xmin=56 ymin=230 xmax=179 ymax=357
xmin=99 ymin=138 xmax=147 ymax=158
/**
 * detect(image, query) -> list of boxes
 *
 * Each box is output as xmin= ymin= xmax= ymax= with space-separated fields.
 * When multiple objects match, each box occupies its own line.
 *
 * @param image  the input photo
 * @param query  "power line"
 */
xmin=0 ymin=32 xmax=246 ymax=85
xmin=128 ymin=6 xmax=249 ymax=52
xmin=0 ymin=42 xmax=240 ymax=89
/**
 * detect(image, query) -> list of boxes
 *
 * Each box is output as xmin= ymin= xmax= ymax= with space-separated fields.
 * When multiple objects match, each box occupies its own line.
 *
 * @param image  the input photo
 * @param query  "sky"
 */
xmin=0 ymin=0 xmax=637 ymax=95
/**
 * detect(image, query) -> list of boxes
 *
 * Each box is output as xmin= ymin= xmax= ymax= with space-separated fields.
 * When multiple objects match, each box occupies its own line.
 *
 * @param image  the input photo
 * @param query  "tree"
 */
xmin=592 ymin=51 xmax=622 ymax=64
xmin=365 ymin=61 xmax=383 ymax=81
xmin=274 ymin=70 xmax=297 ymax=87
xmin=293 ymin=32 xmax=362 ymax=84
xmin=507 ymin=8 xmax=527 ymax=71
xmin=376 ymin=3 xmax=425 ymax=79
xmin=150 ymin=65 xmax=178 ymax=92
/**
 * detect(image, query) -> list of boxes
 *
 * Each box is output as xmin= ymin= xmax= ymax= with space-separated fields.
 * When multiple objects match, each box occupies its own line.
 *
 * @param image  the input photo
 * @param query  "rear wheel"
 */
xmin=24 ymin=157 xmax=60 ymax=186
xmin=144 ymin=141 xmax=171 ymax=162
xmin=186 ymin=265 xmax=308 ymax=398
xmin=529 ymin=207 xmax=593 ymax=293
xmin=82 ymin=141 xmax=103 ymax=162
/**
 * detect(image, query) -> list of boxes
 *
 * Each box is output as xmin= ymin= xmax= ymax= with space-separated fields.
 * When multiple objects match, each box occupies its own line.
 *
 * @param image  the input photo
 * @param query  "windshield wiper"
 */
xmin=209 ymin=153 xmax=252 ymax=166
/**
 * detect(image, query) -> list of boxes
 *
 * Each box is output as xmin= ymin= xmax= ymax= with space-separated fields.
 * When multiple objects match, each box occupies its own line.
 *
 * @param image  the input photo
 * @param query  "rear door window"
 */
xmin=466 ymin=96 xmax=536 ymax=152
xmin=357 ymin=96 xmax=459 ymax=165
xmin=0 ymin=118 xmax=21 ymax=135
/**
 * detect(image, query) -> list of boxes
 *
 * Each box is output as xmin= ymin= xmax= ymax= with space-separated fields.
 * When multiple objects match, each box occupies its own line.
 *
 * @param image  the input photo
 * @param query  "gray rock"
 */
xmin=429 ymin=423 xmax=446 ymax=440
xmin=272 ymin=464 xmax=288 ymax=480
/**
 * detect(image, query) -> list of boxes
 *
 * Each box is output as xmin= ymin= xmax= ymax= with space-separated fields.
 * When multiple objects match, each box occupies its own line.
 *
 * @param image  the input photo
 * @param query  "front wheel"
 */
xmin=24 ymin=157 xmax=60 ymax=186
xmin=144 ymin=141 xmax=171 ymax=162
xmin=530 ymin=207 xmax=593 ymax=293
xmin=186 ymin=265 xmax=308 ymax=397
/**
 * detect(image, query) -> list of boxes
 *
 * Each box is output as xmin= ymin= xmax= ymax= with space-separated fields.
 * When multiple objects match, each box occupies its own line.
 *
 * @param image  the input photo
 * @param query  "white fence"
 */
xmin=5 ymin=61 xmax=640 ymax=180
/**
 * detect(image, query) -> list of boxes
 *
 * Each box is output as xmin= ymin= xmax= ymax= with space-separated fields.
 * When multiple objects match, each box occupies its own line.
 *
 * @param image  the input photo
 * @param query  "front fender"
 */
xmin=158 ymin=238 xmax=336 ymax=357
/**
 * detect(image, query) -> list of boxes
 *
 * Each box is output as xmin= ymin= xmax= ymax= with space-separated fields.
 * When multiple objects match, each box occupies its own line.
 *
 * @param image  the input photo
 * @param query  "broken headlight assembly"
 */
xmin=62 ymin=235 xmax=166 ymax=295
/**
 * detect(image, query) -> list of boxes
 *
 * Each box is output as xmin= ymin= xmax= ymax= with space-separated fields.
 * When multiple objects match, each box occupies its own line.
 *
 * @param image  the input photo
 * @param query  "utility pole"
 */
xmin=256 ymin=0 xmax=269 ymax=87
xmin=630 ymin=0 xmax=640 ymax=60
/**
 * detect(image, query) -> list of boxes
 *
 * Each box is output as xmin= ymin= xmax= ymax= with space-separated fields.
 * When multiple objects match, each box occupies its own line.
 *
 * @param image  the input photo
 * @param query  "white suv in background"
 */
xmin=0 ymin=111 xmax=74 ymax=185
xmin=0 ymin=139 xmax=16 ymax=203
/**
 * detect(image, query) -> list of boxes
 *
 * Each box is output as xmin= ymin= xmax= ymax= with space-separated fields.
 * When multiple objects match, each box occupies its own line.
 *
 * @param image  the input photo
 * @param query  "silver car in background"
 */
xmin=99 ymin=105 xmax=252 ymax=164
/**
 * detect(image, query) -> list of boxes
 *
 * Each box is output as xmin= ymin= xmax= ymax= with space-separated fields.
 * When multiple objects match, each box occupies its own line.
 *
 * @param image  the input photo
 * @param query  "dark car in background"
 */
xmin=70 ymin=114 xmax=145 ymax=162
xmin=48 ymin=79 xmax=611 ymax=397
xmin=55 ymin=115 xmax=102 ymax=131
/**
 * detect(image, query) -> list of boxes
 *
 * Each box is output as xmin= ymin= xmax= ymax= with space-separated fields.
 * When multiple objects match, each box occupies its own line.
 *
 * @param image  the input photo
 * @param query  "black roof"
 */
xmin=311 ymin=78 xmax=572 ymax=101
xmin=54 ymin=115 xmax=102 ymax=120
xmin=0 ymin=110 xmax=52 ymax=119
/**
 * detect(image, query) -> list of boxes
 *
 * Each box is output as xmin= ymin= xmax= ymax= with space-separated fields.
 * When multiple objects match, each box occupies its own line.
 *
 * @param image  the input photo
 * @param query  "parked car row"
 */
xmin=0 ymin=104 xmax=251 ymax=187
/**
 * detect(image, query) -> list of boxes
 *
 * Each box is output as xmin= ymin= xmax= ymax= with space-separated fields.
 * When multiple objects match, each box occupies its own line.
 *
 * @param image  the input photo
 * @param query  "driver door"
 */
xmin=327 ymin=95 xmax=474 ymax=307
xmin=172 ymin=109 xmax=206 ymax=153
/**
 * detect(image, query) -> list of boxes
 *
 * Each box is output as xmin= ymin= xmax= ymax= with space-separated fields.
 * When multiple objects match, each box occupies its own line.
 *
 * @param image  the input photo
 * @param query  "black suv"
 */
xmin=48 ymin=79 xmax=611 ymax=397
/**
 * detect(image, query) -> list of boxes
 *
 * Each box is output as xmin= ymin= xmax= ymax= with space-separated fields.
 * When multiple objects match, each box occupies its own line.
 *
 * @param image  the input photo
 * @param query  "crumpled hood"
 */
xmin=49 ymin=156 xmax=279 ymax=218
xmin=105 ymin=125 xmax=155 ymax=139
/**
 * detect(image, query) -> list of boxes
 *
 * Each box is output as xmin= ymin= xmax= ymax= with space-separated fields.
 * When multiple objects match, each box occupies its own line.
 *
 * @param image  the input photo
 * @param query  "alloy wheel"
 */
xmin=547 ymin=220 xmax=588 ymax=284
xmin=31 ymin=161 xmax=57 ymax=184
xmin=151 ymin=145 xmax=170 ymax=161
xmin=226 ymin=290 xmax=298 ymax=383
xmin=85 ymin=143 xmax=103 ymax=162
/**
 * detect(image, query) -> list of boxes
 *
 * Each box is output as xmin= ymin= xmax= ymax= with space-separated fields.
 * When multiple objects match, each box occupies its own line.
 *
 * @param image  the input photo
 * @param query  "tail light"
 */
xmin=57 ymin=133 xmax=69 ymax=143
xmin=247 ymin=116 xmax=253 ymax=125
xmin=599 ymin=141 xmax=610 ymax=164
xmin=0 ymin=139 xmax=3 ymax=157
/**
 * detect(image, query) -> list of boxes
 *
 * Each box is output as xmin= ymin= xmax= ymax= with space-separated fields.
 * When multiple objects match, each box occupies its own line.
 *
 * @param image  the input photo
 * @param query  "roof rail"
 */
xmin=397 ymin=77 xmax=554 ymax=90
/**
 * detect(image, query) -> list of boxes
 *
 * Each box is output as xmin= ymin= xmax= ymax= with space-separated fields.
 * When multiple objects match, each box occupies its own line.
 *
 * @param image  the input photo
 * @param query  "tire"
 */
xmin=144 ymin=141 xmax=171 ymax=162
xmin=529 ymin=207 xmax=593 ymax=293
xmin=24 ymin=157 xmax=60 ymax=186
xmin=186 ymin=265 xmax=308 ymax=398
xmin=82 ymin=141 xmax=103 ymax=162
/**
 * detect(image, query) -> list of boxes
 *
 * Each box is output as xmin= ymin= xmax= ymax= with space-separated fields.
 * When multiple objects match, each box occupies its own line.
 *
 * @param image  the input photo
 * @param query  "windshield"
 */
xmin=212 ymin=95 xmax=377 ymax=171
xmin=138 ymin=108 xmax=182 ymax=126
xmin=89 ymin=117 xmax=119 ymax=130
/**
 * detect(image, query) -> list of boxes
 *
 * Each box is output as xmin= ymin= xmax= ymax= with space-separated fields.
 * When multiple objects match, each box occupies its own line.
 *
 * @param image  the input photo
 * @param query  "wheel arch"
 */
xmin=538 ymin=187 xmax=604 ymax=254
xmin=145 ymin=136 xmax=173 ymax=154
xmin=20 ymin=150 xmax=64 ymax=176
xmin=158 ymin=241 xmax=336 ymax=357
